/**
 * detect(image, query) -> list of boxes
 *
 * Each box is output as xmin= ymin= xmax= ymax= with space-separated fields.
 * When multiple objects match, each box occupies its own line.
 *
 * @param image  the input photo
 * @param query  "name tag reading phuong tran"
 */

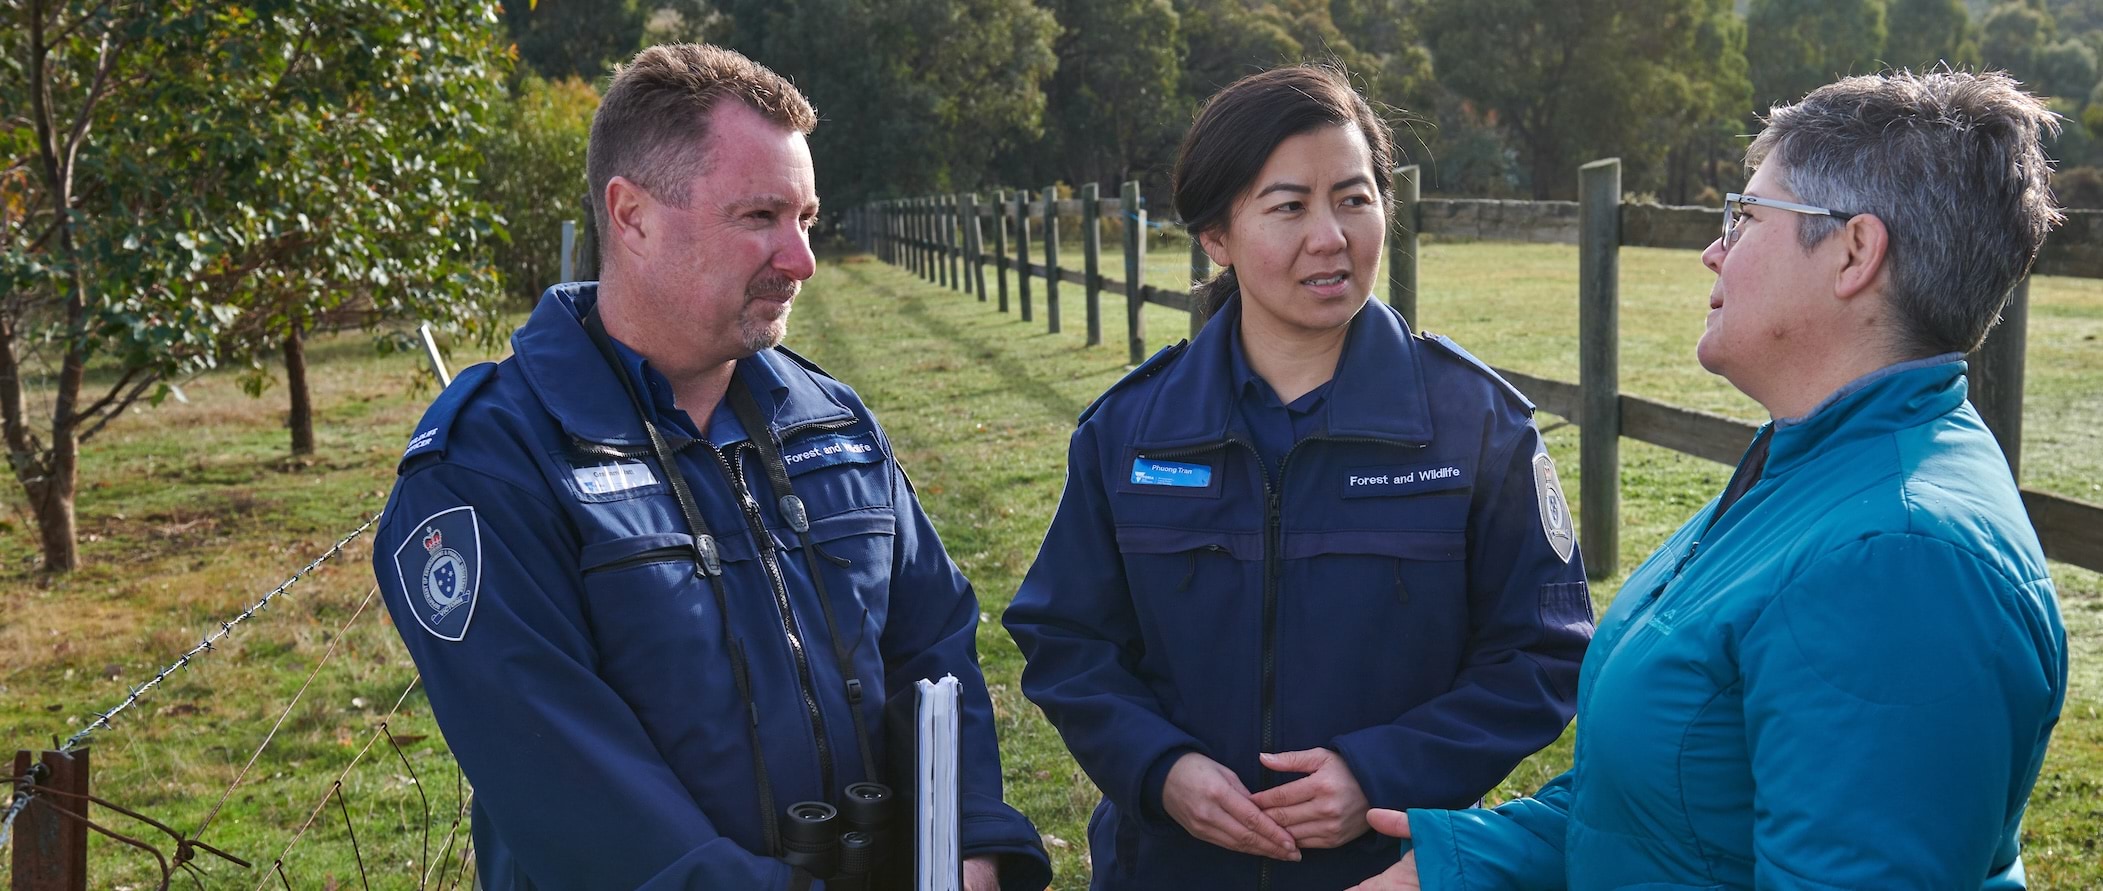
xmin=1131 ymin=457 xmax=1212 ymax=488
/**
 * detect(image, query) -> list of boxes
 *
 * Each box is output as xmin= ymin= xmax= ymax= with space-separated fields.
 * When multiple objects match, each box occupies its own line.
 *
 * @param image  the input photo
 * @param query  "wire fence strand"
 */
xmin=58 ymin=513 xmax=381 ymax=755
xmin=3 ymin=513 xmax=379 ymax=854
xmin=188 ymin=585 xmax=381 ymax=844
xmin=251 ymin=675 xmax=421 ymax=891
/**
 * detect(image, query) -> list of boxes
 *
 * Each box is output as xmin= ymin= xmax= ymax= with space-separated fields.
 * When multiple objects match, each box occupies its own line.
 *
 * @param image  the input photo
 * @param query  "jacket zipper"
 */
xmin=1141 ymin=433 xmax=1424 ymax=890
xmin=715 ymin=441 xmax=837 ymax=799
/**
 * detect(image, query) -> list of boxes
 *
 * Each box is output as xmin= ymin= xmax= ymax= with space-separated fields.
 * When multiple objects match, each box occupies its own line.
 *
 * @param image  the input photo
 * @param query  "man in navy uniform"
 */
xmin=374 ymin=44 xmax=1050 ymax=891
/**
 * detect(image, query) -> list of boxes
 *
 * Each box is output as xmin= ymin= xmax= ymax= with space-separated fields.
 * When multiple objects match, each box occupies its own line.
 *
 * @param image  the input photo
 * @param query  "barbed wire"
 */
xmin=1 ymin=512 xmax=381 ymax=851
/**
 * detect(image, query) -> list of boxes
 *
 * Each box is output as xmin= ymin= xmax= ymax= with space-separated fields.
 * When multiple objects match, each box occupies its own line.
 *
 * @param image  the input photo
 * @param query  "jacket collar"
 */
xmin=513 ymin=282 xmax=855 ymax=448
xmin=1763 ymin=355 xmax=1969 ymax=477
xmin=1134 ymin=296 xmax=1433 ymax=449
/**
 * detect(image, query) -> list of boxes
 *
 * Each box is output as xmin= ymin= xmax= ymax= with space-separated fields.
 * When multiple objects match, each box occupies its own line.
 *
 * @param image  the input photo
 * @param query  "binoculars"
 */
xmin=782 ymin=781 xmax=897 ymax=886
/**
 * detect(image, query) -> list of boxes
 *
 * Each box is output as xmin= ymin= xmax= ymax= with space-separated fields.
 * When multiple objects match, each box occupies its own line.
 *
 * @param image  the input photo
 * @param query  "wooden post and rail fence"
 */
xmin=844 ymin=158 xmax=2103 ymax=579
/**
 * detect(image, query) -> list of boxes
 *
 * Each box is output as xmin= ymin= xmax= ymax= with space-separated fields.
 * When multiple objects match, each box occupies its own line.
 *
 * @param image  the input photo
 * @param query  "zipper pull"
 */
xmin=695 ymin=534 xmax=723 ymax=578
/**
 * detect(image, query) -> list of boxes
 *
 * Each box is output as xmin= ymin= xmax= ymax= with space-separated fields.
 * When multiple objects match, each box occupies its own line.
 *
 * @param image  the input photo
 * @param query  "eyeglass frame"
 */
xmin=1721 ymin=192 xmax=1858 ymax=249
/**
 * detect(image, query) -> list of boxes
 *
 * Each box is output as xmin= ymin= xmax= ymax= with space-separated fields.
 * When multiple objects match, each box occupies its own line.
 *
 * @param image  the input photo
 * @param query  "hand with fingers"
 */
xmin=1251 ymin=748 xmax=1371 ymax=849
xmin=1161 ymin=751 xmax=1302 ymax=861
xmin=1345 ymin=809 xmax=1420 ymax=890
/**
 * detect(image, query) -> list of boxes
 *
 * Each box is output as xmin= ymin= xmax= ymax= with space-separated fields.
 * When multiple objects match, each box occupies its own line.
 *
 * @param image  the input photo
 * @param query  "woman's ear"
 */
xmin=1198 ymin=228 xmax=1232 ymax=269
xmin=1834 ymin=213 xmax=1890 ymax=302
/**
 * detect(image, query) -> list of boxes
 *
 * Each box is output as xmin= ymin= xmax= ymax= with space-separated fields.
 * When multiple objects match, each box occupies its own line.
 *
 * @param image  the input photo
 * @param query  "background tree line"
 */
xmin=4 ymin=0 xmax=2101 ymax=572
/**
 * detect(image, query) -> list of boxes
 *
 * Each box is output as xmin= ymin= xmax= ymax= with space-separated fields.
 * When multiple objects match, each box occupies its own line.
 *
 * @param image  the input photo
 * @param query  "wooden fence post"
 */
xmin=12 ymin=747 xmax=90 ymax=891
xmin=1015 ymin=190 xmax=1034 ymax=322
xmin=966 ymin=194 xmax=988 ymax=302
xmin=1389 ymin=164 xmax=1421 ymax=330
xmin=1043 ymin=186 xmax=1062 ymax=333
xmin=992 ymin=190 xmax=1011 ymax=313
xmin=1122 ymin=180 xmax=1147 ymax=364
xmin=1578 ymin=158 xmax=1622 ymax=579
xmin=920 ymin=197 xmax=933 ymax=281
xmin=1189 ymin=237 xmax=1210 ymax=339
xmin=1082 ymin=183 xmax=1103 ymax=346
xmin=1969 ymin=277 xmax=2029 ymax=479
xmin=910 ymin=198 xmax=923 ymax=278
xmin=948 ymin=194 xmax=963 ymax=292
xmin=932 ymin=197 xmax=945 ymax=285
xmin=577 ymin=192 xmax=600 ymax=281
xmin=561 ymin=220 xmax=576 ymax=285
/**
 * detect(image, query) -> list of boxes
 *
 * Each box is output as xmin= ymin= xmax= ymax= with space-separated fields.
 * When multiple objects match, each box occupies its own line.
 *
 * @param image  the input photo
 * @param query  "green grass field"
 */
xmin=2 ymin=242 xmax=2098 ymax=888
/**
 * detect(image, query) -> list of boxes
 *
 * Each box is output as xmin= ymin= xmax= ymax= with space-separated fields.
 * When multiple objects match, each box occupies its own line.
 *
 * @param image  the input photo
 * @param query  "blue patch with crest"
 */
xmin=391 ymin=506 xmax=481 ymax=641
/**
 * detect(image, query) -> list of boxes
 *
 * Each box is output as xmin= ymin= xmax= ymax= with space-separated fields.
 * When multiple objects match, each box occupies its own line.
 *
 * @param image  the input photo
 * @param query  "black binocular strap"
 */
xmin=725 ymin=374 xmax=887 ymax=787
xmin=580 ymin=308 xmax=785 ymax=858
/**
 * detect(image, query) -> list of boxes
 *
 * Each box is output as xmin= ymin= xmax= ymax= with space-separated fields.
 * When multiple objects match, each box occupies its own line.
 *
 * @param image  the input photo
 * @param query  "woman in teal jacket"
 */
xmin=1352 ymin=70 xmax=2069 ymax=891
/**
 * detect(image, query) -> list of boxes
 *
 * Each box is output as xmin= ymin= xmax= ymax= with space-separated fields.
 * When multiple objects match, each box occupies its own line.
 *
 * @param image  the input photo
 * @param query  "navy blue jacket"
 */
xmin=375 ymin=284 xmax=1051 ymax=890
xmin=1003 ymin=298 xmax=1592 ymax=889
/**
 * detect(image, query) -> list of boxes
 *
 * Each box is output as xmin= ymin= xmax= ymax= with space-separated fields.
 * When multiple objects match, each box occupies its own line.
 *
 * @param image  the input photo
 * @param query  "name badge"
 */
xmin=1131 ymin=458 xmax=1212 ymax=488
xmin=1342 ymin=462 xmax=1469 ymax=498
xmin=571 ymin=460 xmax=660 ymax=496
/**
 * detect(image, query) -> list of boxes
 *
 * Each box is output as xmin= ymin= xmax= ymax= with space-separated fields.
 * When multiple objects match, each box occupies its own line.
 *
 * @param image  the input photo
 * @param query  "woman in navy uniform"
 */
xmin=1003 ymin=65 xmax=1593 ymax=890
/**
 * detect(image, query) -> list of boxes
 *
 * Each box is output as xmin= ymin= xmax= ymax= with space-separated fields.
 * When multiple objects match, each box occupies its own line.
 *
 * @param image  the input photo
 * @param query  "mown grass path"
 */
xmin=0 ymin=246 xmax=2096 ymax=888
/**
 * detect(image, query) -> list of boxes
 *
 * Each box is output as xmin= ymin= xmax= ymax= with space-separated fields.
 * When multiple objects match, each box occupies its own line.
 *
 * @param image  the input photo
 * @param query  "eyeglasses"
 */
xmin=1721 ymin=192 xmax=1857 ymax=249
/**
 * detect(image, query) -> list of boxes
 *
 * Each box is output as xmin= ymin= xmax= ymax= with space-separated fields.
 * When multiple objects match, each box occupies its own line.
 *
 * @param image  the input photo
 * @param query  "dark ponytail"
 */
xmin=1172 ymin=64 xmax=1395 ymax=330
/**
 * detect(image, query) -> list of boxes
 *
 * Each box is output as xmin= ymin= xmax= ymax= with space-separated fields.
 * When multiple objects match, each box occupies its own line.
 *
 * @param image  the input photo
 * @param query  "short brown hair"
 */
xmin=587 ymin=44 xmax=818 ymax=258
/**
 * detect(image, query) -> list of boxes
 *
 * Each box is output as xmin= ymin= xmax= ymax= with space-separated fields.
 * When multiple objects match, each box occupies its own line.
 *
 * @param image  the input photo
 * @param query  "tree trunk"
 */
xmin=285 ymin=315 xmax=314 ymax=456
xmin=27 ymin=457 xmax=79 ymax=572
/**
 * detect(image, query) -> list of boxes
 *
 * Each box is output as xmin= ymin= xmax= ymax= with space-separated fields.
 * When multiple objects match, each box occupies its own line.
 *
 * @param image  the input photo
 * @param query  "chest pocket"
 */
xmin=576 ymin=530 xmax=745 ymax=733
xmin=749 ymin=433 xmax=899 ymax=653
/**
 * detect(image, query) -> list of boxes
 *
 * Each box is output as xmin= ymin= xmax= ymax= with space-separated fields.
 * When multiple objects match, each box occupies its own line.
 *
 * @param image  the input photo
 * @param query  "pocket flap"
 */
xmin=1282 ymin=528 xmax=1464 ymax=561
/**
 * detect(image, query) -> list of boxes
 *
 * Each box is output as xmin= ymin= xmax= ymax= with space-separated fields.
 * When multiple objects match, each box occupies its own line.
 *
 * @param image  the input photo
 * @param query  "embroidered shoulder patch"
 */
xmin=399 ymin=363 xmax=497 ymax=467
xmin=392 ymin=506 xmax=482 ymax=641
xmin=1534 ymin=452 xmax=1576 ymax=563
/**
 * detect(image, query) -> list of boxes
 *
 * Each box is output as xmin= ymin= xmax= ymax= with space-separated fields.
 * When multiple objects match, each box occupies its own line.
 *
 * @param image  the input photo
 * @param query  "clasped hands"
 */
xmin=1159 ymin=750 xmax=1420 ymax=889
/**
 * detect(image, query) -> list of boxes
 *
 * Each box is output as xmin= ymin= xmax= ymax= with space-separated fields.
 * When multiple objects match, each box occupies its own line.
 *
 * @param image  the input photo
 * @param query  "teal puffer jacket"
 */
xmin=1407 ymin=359 xmax=2067 ymax=890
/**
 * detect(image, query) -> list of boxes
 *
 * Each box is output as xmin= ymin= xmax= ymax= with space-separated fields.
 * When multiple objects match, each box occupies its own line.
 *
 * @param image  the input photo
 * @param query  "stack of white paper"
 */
xmin=915 ymin=675 xmax=961 ymax=891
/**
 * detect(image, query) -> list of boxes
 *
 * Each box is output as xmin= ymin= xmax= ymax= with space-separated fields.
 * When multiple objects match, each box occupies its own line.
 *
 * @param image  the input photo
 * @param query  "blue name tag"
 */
xmin=1131 ymin=458 xmax=1213 ymax=487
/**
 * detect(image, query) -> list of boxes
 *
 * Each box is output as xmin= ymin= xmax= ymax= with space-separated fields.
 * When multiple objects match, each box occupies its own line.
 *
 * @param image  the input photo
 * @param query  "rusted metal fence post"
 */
xmin=12 ymin=748 xmax=90 ymax=891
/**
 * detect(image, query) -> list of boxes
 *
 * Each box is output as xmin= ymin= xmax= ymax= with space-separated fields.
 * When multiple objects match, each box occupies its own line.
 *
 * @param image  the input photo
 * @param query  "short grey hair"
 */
xmin=1746 ymin=70 xmax=2063 ymax=356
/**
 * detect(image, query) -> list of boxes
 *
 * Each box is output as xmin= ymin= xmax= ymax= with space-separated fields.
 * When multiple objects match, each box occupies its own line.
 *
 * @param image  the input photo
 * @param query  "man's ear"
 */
xmin=604 ymin=176 xmax=653 ymax=261
xmin=1834 ymin=213 xmax=1890 ymax=301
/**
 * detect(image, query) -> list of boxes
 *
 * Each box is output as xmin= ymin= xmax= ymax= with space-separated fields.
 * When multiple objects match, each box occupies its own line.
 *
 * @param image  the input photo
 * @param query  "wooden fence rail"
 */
xmin=848 ymin=165 xmax=2103 ymax=577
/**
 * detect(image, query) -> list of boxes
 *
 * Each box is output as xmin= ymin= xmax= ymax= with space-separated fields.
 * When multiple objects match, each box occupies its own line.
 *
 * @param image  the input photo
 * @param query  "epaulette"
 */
xmin=398 ymin=362 xmax=499 ymax=469
xmin=1420 ymin=333 xmax=1535 ymax=414
xmin=774 ymin=344 xmax=835 ymax=380
xmin=1077 ymin=340 xmax=1187 ymax=424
